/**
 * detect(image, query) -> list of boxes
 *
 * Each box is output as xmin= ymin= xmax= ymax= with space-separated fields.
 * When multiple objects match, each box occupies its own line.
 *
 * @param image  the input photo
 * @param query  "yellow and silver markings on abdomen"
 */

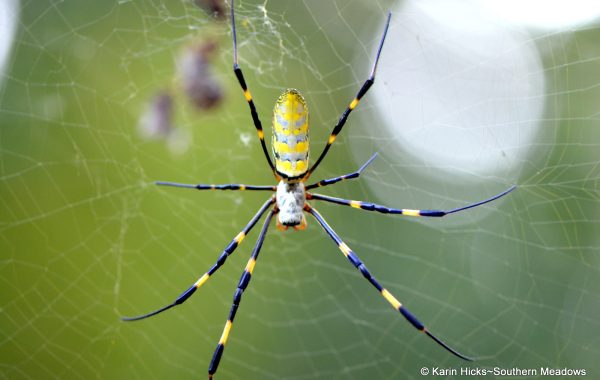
xmin=272 ymin=88 xmax=309 ymax=179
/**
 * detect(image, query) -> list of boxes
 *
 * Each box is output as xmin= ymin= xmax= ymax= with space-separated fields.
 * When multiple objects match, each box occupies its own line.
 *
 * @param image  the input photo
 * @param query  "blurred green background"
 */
xmin=1 ymin=0 xmax=599 ymax=379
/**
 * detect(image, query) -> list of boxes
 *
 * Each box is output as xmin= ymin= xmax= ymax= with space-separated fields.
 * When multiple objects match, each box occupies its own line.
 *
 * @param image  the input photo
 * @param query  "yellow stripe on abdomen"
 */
xmin=273 ymin=141 xmax=309 ymax=154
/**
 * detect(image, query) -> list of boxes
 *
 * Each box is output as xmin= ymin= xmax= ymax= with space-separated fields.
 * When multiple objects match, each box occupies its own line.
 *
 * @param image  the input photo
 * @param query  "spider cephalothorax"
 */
xmin=275 ymin=180 xmax=306 ymax=230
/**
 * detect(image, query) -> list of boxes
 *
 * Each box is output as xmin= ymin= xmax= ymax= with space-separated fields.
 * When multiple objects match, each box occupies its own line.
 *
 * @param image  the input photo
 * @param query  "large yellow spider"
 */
xmin=123 ymin=1 xmax=516 ymax=378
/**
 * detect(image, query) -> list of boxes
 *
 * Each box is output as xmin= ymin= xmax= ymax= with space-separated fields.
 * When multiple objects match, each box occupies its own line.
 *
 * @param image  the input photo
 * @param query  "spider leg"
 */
xmin=308 ymin=185 xmax=516 ymax=217
xmin=156 ymin=181 xmax=276 ymax=191
xmin=230 ymin=0 xmax=276 ymax=175
xmin=306 ymin=204 xmax=472 ymax=361
xmin=121 ymin=197 xmax=275 ymax=321
xmin=208 ymin=208 xmax=276 ymax=379
xmin=305 ymin=153 xmax=378 ymax=190
xmin=305 ymin=13 xmax=391 ymax=179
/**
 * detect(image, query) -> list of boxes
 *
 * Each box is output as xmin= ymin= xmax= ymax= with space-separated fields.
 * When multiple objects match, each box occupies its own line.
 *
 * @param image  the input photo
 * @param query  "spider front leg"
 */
xmin=306 ymin=153 xmax=378 ymax=190
xmin=305 ymin=13 xmax=391 ymax=179
xmin=208 ymin=208 xmax=276 ymax=379
xmin=308 ymin=185 xmax=516 ymax=217
xmin=306 ymin=205 xmax=472 ymax=361
xmin=121 ymin=197 xmax=275 ymax=321
xmin=156 ymin=181 xmax=276 ymax=191
xmin=230 ymin=0 xmax=276 ymax=175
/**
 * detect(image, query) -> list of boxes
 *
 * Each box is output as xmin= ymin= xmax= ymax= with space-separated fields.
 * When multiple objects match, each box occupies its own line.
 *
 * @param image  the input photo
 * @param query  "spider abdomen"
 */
xmin=276 ymin=180 xmax=306 ymax=229
xmin=272 ymin=89 xmax=309 ymax=179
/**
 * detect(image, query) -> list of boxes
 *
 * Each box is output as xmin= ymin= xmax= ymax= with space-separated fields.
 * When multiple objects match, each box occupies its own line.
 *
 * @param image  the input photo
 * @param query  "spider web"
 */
xmin=1 ymin=0 xmax=599 ymax=379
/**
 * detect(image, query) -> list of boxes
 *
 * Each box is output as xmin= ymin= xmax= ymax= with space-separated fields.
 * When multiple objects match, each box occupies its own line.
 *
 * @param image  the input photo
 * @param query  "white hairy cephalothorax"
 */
xmin=276 ymin=180 xmax=306 ymax=227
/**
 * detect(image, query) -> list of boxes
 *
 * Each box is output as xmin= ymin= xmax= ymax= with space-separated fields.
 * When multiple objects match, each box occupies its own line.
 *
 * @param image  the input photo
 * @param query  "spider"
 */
xmin=122 ymin=1 xmax=516 ymax=378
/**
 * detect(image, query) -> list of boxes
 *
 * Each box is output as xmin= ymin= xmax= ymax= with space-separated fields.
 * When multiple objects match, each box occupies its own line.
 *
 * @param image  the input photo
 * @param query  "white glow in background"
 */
xmin=351 ymin=0 xmax=546 ymax=208
xmin=365 ymin=0 xmax=545 ymax=181
xmin=482 ymin=0 xmax=600 ymax=29
xmin=357 ymin=0 xmax=600 ymax=186
xmin=0 ymin=0 xmax=18 ymax=86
